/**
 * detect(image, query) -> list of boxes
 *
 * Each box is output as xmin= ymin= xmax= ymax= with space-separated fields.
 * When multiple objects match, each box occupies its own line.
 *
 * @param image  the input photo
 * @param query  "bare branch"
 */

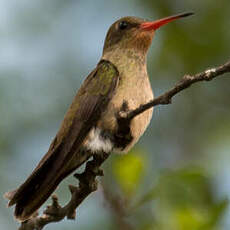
xmin=102 ymin=184 xmax=134 ymax=230
xmin=125 ymin=60 xmax=230 ymax=121
xmin=18 ymin=60 xmax=230 ymax=230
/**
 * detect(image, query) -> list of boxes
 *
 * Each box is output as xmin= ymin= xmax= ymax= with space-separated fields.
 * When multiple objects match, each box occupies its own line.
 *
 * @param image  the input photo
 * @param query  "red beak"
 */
xmin=140 ymin=12 xmax=194 ymax=31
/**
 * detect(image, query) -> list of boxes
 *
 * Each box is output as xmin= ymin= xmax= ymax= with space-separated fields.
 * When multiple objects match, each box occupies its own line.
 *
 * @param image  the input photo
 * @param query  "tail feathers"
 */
xmin=5 ymin=140 xmax=72 ymax=221
xmin=4 ymin=189 xmax=17 ymax=204
xmin=7 ymin=165 xmax=76 ymax=221
xmin=5 ymin=148 xmax=92 ymax=222
xmin=6 ymin=170 xmax=64 ymax=221
xmin=14 ymin=176 xmax=63 ymax=221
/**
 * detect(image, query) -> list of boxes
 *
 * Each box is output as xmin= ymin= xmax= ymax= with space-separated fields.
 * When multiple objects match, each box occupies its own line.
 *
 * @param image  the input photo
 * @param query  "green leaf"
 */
xmin=112 ymin=148 xmax=145 ymax=196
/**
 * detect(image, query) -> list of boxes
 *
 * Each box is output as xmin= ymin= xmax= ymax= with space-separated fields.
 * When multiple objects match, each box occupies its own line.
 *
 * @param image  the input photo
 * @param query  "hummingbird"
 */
xmin=5 ymin=12 xmax=193 ymax=221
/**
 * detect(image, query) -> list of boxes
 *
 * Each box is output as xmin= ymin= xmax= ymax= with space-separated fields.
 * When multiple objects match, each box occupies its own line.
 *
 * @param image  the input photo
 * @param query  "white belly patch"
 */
xmin=85 ymin=127 xmax=114 ymax=153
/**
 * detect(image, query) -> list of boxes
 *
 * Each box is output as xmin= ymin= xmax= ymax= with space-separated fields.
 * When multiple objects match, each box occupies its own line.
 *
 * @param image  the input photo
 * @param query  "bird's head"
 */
xmin=103 ymin=12 xmax=194 ymax=56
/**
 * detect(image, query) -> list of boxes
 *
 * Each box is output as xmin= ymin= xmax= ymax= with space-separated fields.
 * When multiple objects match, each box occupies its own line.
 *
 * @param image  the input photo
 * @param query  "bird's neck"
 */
xmin=102 ymin=47 xmax=147 ymax=77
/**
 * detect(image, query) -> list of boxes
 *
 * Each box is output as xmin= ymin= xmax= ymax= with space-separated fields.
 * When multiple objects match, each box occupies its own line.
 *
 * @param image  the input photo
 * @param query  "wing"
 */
xmin=7 ymin=59 xmax=119 ymax=220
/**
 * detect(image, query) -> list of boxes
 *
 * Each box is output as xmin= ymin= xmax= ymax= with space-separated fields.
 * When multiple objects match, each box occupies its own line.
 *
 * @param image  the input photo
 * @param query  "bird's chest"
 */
xmin=84 ymin=71 xmax=153 ymax=154
xmin=112 ymin=73 xmax=154 ymax=152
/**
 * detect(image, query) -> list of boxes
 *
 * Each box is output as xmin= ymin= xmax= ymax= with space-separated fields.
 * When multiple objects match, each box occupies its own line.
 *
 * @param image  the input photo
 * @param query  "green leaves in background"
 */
xmin=112 ymin=148 xmax=146 ymax=196
xmin=138 ymin=168 xmax=228 ymax=230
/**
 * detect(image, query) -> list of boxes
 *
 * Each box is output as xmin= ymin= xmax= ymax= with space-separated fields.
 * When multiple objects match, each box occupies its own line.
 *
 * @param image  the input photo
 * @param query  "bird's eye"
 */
xmin=118 ymin=21 xmax=128 ymax=30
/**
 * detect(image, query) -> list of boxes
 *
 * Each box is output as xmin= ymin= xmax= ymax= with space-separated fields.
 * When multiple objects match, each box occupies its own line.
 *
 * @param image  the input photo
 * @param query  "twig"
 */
xmin=123 ymin=60 xmax=230 ymax=121
xmin=18 ymin=60 xmax=230 ymax=230
xmin=102 ymin=184 xmax=134 ymax=230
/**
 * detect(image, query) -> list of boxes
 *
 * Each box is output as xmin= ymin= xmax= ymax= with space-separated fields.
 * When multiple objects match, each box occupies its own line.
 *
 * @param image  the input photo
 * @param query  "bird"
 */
xmin=5 ymin=12 xmax=193 ymax=221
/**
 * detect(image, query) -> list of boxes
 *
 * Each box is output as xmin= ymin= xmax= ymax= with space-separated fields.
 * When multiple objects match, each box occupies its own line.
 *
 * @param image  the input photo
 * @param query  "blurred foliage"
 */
xmin=152 ymin=168 xmax=228 ymax=230
xmin=109 ymin=161 xmax=228 ymax=230
xmin=112 ymin=148 xmax=145 ymax=197
xmin=1 ymin=0 xmax=230 ymax=230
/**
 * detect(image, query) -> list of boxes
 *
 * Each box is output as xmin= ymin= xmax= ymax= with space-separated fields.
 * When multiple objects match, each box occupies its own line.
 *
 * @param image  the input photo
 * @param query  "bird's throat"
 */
xmin=102 ymin=47 xmax=147 ymax=72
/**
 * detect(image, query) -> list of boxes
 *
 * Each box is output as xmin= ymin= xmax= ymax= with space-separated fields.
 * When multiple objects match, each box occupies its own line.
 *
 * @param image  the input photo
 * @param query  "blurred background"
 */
xmin=0 ymin=0 xmax=230 ymax=229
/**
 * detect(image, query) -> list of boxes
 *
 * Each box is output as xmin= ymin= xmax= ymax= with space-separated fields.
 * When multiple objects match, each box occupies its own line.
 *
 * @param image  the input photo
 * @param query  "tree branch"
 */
xmin=102 ymin=184 xmax=134 ymax=230
xmin=18 ymin=60 xmax=230 ymax=230
xmin=124 ymin=60 xmax=230 ymax=121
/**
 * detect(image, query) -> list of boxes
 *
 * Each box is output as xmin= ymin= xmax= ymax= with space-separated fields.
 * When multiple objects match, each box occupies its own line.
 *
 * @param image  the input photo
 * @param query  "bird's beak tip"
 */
xmin=140 ymin=11 xmax=194 ymax=31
